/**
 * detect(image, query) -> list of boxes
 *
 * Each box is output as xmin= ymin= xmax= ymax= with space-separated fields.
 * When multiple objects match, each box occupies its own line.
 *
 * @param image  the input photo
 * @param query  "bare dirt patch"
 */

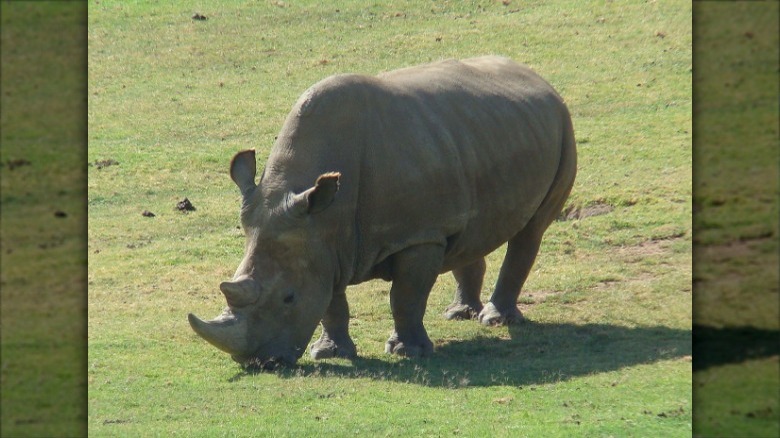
xmin=697 ymin=238 xmax=769 ymax=264
xmin=558 ymin=201 xmax=613 ymax=221
xmin=518 ymin=290 xmax=564 ymax=312
xmin=592 ymin=271 xmax=657 ymax=292
xmin=524 ymin=290 xmax=564 ymax=301
xmin=617 ymin=239 xmax=670 ymax=260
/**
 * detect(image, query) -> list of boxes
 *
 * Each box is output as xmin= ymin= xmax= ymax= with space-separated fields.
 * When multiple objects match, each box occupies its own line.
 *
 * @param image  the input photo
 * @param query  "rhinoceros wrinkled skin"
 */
xmin=188 ymin=56 xmax=577 ymax=368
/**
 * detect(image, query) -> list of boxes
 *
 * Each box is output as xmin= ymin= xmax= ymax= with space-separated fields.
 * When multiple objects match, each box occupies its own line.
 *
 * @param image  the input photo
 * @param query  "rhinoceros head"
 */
xmin=188 ymin=149 xmax=340 ymax=368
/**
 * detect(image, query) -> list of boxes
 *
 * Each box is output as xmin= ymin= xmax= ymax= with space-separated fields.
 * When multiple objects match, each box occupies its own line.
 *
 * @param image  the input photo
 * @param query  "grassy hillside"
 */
xmin=0 ymin=2 xmax=87 ymax=437
xmin=88 ymin=1 xmax=692 ymax=436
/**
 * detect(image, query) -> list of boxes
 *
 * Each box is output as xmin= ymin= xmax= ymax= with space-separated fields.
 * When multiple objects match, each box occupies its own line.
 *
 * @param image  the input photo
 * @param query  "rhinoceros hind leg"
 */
xmin=310 ymin=291 xmax=357 ymax=360
xmin=479 ymin=221 xmax=545 ymax=327
xmin=385 ymin=243 xmax=444 ymax=357
xmin=444 ymin=258 xmax=485 ymax=320
xmin=478 ymin=301 xmax=525 ymax=326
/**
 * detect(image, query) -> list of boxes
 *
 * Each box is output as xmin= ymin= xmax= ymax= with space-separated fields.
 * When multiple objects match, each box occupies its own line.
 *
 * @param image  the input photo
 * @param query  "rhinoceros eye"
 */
xmin=283 ymin=293 xmax=295 ymax=305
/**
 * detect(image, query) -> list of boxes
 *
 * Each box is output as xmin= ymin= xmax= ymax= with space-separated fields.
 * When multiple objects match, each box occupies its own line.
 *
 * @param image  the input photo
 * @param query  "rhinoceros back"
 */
xmin=270 ymin=56 xmax=574 ymax=283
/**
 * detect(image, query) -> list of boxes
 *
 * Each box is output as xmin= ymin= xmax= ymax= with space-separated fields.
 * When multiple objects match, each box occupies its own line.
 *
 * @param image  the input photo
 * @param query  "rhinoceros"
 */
xmin=188 ymin=56 xmax=576 ymax=368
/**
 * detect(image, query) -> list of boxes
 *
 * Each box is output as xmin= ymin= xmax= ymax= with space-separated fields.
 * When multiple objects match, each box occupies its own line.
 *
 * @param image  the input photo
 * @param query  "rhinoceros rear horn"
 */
xmin=230 ymin=149 xmax=257 ymax=198
xmin=288 ymin=172 xmax=340 ymax=217
xmin=219 ymin=277 xmax=259 ymax=308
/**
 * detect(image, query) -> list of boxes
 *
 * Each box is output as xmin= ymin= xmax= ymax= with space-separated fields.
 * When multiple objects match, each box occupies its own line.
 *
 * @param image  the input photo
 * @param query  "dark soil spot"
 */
xmin=744 ymin=407 xmax=773 ymax=419
xmin=54 ymin=210 xmax=67 ymax=218
xmin=38 ymin=237 xmax=65 ymax=250
xmin=709 ymin=198 xmax=726 ymax=207
xmin=176 ymin=198 xmax=196 ymax=212
xmin=92 ymin=159 xmax=119 ymax=169
xmin=657 ymin=406 xmax=686 ymax=418
xmin=141 ymin=210 xmax=155 ymax=217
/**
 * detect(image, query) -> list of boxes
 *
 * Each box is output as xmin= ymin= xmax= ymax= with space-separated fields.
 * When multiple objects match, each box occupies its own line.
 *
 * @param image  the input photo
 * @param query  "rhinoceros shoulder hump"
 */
xmin=295 ymin=74 xmax=372 ymax=118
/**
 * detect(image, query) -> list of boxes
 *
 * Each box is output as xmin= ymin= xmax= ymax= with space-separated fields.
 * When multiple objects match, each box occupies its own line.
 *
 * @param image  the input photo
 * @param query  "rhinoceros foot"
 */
xmin=385 ymin=332 xmax=434 ymax=357
xmin=478 ymin=302 xmax=525 ymax=326
xmin=443 ymin=302 xmax=483 ymax=321
xmin=310 ymin=334 xmax=357 ymax=360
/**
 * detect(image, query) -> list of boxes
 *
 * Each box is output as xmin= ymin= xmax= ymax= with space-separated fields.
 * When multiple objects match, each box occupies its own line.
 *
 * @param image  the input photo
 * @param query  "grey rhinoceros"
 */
xmin=188 ymin=56 xmax=576 ymax=368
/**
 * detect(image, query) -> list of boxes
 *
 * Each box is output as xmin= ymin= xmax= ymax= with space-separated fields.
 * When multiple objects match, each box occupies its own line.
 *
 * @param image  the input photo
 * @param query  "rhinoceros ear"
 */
xmin=230 ymin=150 xmax=257 ymax=198
xmin=288 ymin=172 xmax=340 ymax=217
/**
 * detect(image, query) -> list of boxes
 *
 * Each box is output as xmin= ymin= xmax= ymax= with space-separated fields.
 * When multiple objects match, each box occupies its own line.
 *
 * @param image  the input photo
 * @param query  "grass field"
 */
xmin=87 ymin=1 xmax=692 ymax=436
xmin=1 ymin=2 xmax=87 ymax=437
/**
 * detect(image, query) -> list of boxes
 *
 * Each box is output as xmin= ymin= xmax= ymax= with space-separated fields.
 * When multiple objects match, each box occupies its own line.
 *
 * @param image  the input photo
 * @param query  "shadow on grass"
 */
xmin=692 ymin=325 xmax=780 ymax=372
xmin=232 ymin=321 xmax=691 ymax=387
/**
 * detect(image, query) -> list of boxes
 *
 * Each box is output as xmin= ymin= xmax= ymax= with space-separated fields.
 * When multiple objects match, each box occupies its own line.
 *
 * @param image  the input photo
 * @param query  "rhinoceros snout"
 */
xmin=188 ymin=312 xmax=303 ymax=368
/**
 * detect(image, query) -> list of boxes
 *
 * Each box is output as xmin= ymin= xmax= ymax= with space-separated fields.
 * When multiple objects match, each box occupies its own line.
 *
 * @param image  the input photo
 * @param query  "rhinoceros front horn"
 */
xmin=188 ymin=311 xmax=249 ymax=356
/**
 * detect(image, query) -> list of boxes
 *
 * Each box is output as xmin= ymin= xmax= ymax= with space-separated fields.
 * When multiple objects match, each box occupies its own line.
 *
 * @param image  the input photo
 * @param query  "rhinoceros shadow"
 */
xmin=692 ymin=324 xmax=780 ymax=372
xmin=236 ymin=321 xmax=692 ymax=388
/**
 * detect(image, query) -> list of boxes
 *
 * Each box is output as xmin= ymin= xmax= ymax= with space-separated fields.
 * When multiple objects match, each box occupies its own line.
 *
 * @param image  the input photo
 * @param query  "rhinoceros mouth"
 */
xmin=241 ymin=354 xmax=295 ymax=372
xmin=238 ymin=345 xmax=304 ymax=371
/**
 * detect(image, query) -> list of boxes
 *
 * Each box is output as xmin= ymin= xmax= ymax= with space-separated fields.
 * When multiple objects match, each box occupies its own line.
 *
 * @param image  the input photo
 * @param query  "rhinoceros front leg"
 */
xmin=385 ymin=244 xmax=444 ymax=357
xmin=310 ymin=289 xmax=357 ymax=360
xmin=444 ymin=258 xmax=485 ymax=320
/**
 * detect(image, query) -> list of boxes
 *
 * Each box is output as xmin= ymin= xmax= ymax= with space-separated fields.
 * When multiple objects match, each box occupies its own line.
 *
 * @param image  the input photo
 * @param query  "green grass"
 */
xmin=695 ymin=357 xmax=779 ymax=438
xmin=88 ymin=1 xmax=691 ymax=436
xmin=1 ymin=2 xmax=87 ymax=437
xmin=691 ymin=2 xmax=779 ymax=437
